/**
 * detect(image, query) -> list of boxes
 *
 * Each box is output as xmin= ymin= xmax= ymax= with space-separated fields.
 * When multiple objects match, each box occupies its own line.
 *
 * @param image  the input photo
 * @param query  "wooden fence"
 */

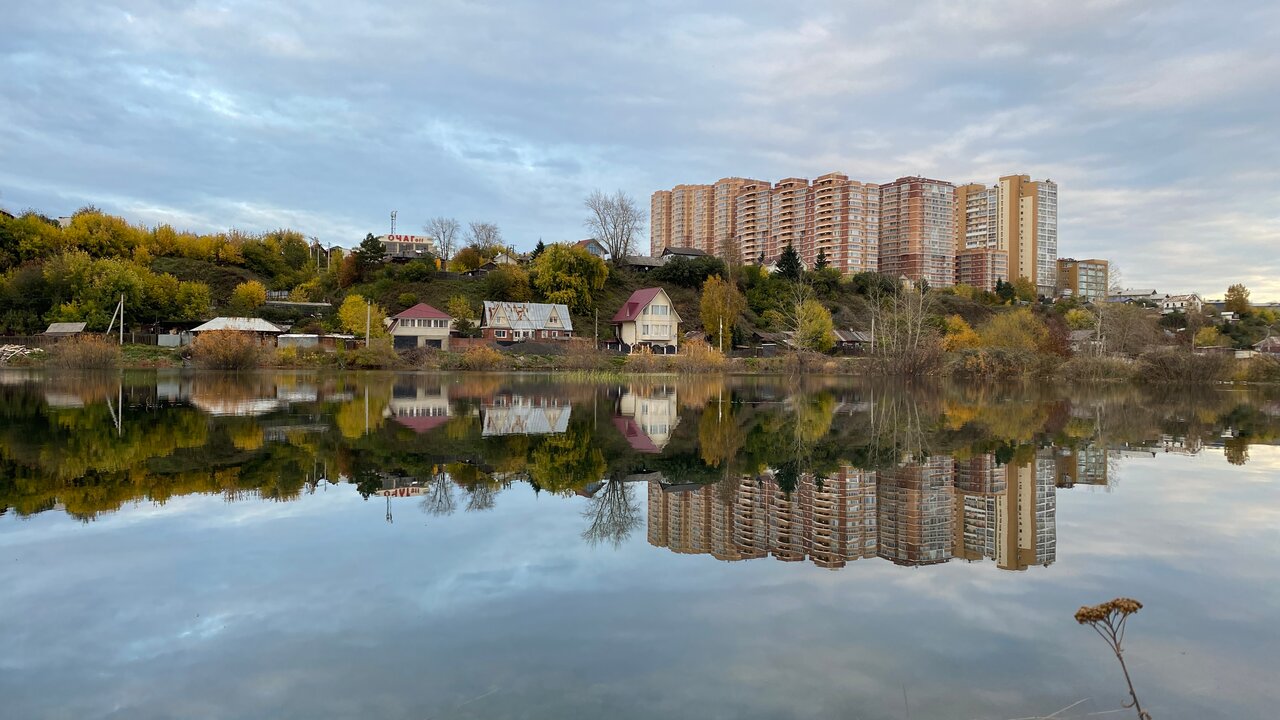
xmin=0 ymin=333 xmax=163 ymax=348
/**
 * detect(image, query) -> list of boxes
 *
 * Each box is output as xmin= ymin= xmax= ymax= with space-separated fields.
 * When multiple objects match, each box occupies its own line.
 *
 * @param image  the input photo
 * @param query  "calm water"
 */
xmin=1 ymin=370 xmax=1278 ymax=719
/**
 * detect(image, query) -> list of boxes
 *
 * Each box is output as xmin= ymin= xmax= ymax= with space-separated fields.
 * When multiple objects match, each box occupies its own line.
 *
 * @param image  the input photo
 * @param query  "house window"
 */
xmin=495 ymin=330 xmax=507 ymax=338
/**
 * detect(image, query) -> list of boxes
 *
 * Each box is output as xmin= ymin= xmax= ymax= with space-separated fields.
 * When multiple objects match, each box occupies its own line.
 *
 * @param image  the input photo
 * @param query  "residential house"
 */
xmin=190 ymin=317 xmax=285 ymax=344
xmin=611 ymin=287 xmax=681 ymax=353
xmin=492 ymin=251 xmax=519 ymax=266
xmin=387 ymin=303 xmax=453 ymax=350
xmin=480 ymin=301 xmax=573 ymax=341
xmin=1108 ymin=289 xmax=1161 ymax=304
xmin=575 ymin=238 xmax=609 ymax=261
xmin=833 ymin=329 xmax=874 ymax=353
xmin=1160 ymin=293 xmax=1204 ymax=315
xmin=1256 ymin=335 xmax=1280 ymax=357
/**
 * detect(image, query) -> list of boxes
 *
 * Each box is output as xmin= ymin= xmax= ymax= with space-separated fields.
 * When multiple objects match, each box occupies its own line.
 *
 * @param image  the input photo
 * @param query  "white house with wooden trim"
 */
xmin=611 ymin=287 xmax=681 ymax=353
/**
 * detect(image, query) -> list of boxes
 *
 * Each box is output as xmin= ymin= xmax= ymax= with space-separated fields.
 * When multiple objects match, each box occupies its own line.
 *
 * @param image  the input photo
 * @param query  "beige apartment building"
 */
xmin=732 ymin=179 xmax=772 ymax=264
xmin=651 ymin=177 xmax=762 ymax=259
xmin=878 ymin=177 xmax=956 ymax=287
xmin=1056 ymin=258 xmax=1109 ymax=301
xmin=804 ymin=173 xmax=880 ymax=275
xmin=954 ymin=175 xmax=1059 ymax=294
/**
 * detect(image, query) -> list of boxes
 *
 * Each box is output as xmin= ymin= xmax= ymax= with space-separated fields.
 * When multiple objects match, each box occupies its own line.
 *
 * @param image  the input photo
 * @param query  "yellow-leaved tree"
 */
xmin=338 ymin=294 xmax=388 ymax=338
xmin=942 ymin=314 xmax=981 ymax=351
xmin=793 ymin=299 xmax=835 ymax=352
xmin=229 ymin=280 xmax=267 ymax=315
xmin=700 ymin=274 xmax=745 ymax=351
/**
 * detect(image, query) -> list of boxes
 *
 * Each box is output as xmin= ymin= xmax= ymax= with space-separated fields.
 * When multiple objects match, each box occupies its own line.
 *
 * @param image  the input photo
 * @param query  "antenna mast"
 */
xmin=390 ymin=210 xmax=397 ymax=235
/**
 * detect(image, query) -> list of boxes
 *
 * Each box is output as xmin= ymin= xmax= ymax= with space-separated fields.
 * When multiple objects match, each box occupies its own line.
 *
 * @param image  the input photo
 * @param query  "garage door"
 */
xmin=393 ymin=335 xmax=418 ymax=350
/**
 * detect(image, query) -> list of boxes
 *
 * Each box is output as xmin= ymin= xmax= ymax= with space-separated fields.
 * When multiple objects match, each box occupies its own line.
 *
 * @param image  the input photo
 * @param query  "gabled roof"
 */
xmin=833 ymin=329 xmax=873 ymax=343
xmin=661 ymin=246 xmax=708 ymax=257
xmin=191 ymin=317 xmax=284 ymax=333
xmin=613 ymin=416 xmax=661 ymax=453
xmin=481 ymin=301 xmax=574 ymax=331
xmin=44 ymin=322 xmax=86 ymax=335
xmin=392 ymin=303 xmax=450 ymax=320
xmin=612 ymin=287 xmax=664 ymax=323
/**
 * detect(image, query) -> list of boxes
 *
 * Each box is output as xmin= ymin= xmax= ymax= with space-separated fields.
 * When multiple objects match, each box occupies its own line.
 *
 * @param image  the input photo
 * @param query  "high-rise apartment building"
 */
xmin=999 ymin=174 xmax=1058 ymax=295
xmin=878 ymin=177 xmax=956 ymax=287
xmin=655 ymin=172 xmax=879 ymax=274
xmin=954 ymin=175 xmax=1059 ymax=294
xmin=808 ymin=173 xmax=880 ymax=275
xmin=1056 ymin=258 xmax=1109 ymax=301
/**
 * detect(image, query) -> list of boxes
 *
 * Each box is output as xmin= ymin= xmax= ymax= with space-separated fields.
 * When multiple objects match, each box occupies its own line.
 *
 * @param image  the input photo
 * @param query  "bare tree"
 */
xmin=424 ymin=217 xmax=460 ymax=265
xmin=584 ymin=189 xmax=644 ymax=263
xmin=581 ymin=478 xmax=642 ymax=548
xmin=867 ymin=286 xmax=943 ymax=375
xmin=466 ymin=221 xmax=504 ymax=257
xmin=420 ymin=471 xmax=456 ymax=517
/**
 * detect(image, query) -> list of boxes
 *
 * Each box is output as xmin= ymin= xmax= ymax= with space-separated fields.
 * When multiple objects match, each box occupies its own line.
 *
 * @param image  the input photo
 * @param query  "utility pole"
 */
xmin=366 ymin=301 xmax=372 ymax=347
xmin=119 ymin=294 xmax=124 ymax=345
xmin=719 ymin=316 xmax=724 ymax=352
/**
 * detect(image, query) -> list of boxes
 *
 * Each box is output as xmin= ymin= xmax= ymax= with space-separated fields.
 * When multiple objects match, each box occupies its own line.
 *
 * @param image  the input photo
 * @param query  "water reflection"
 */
xmin=1 ymin=370 xmax=1278 ymax=566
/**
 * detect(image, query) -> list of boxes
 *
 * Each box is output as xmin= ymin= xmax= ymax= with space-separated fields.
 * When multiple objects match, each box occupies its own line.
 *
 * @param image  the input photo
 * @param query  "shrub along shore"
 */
xmin=11 ymin=332 xmax=1280 ymax=385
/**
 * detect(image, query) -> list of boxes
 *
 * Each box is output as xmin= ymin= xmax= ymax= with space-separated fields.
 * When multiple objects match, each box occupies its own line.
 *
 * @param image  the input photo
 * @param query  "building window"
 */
xmin=495 ymin=330 xmax=507 ymax=338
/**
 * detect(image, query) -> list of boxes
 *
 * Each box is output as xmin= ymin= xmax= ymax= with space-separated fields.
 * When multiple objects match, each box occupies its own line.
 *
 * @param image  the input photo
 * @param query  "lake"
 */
xmin=1 ymin=370 xmax=1278 ymax=719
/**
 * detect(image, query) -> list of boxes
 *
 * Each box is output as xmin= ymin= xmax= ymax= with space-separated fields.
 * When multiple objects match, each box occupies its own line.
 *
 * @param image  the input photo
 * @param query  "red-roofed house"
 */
xmin=388 ymin=303 xmax=454 ymax=350
xmin=612 ymin=287 xmax=681 ymax=353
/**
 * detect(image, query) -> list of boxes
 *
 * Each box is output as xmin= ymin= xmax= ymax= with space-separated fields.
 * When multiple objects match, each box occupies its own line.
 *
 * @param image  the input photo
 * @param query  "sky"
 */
xmin=2 ymin=0 xmax=1278 ymax=300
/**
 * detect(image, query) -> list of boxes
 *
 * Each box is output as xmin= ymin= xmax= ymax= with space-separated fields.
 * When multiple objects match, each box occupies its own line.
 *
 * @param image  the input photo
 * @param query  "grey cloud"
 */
xmin=1 ymin=0 xmax=1277 ymax=296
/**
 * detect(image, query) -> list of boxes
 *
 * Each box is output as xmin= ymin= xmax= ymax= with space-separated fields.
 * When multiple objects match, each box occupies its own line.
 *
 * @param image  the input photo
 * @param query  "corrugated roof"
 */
xmin=392 ymin=303 xmax=451 ymax=320
xmin=44 ymin=322 xmax=86 ymax=334
xmin=190 ymin=317 xmax=285 ymax=333
xmin=481 ymin=301 xmax=574 ymax=332
xmin=612 ymin=288 xmax=663 ymax=323
xmin=661 ymin=246 xmax=708 ymax=257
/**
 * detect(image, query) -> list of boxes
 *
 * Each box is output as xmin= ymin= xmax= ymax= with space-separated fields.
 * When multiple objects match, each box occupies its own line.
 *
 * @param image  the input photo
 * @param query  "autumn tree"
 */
xmin=529 ymin=244 xmax=608 ymax=313
xmin=1065 ymin=307 xmax=1096 ymax=330
xmin=484 ymin=265 xmax=532 ymax=302
xmin=338 ymin=294 xmax=388 ymax=338
xmin=793 ymin=299 xmax=835 ymax=352
xmin=228 ymin=280 xmax=267 ymax=315
xmin=978 ymin=308 xmax=1051 ymax=352
xmin=423 ymin=217 xmax=460 ymax=265
xmin=446 ymin=295 xmax=478 ymax=336
xmin=942 ymin=314 xmax=981 ymax=351
xmin=1194 ymin=326 xmax=1225 ymax=347
xmin=700 ymin=274 xmax=746 ymax=351
xmin=584 ymin=189 xmax=644 ymax=262
xmin=449 ymin=246 xmax=486 ymax=273
xmin=1225 ymin=284 xmax=1251 ymax=315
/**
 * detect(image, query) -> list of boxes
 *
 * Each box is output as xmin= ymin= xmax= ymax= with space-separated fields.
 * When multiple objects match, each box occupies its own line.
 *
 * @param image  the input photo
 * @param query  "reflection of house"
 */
xmin=613 ymin=386 xmax=680 ymax=452
xmin=386 ymin=383 xmax=451 ymax=433
xmin=480 ymin=394 xmax=570 ymax=435
xmin=612 ymin=287 xmax=681 ymax=354
xmin=480 ymin=301 xmax=573 ymax=341
xmin=387 ymin=303 xmax=453 ymax=350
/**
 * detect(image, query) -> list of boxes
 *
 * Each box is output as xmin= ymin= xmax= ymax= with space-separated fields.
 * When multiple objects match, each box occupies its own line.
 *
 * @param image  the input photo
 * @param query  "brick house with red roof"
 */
xmin=387 ymin=303 xmax=453 ymax=350
xmin=612 ymin=287 xmax=681 ymax=353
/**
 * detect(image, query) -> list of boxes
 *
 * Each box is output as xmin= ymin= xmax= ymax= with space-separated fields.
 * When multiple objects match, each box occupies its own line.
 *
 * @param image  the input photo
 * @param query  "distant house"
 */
xmin=574 ymin=238 xmax=609 ymax=260
xmin=461 ymin=261 xmax=499 ymax=278
xmin=833 ymin=329 xmax=873 ymax=353
xmin=612 ymin=287 xmax=681 ymax=353
xmin=660 ymin=246 xmax=708 ymax=259
xmin=1069 ymin=329 xmax=1103 ymax=355
xmin=387 ymin=303 xmax=453 ymax=350
xmin=481 ymin=301 xmax=573 ymax=341
xmin=1160 ymin=293 xmax=1204 ymax=315
xmin=492 ymin=252 xmax=519 ymax=266
xmin=1256 ymin=335 xmax=1280 ymax=357
xmin=43 ymin=322 xmax=86 ymax=338
xmin=190 ymin=317 xmax=285 ymax=343
xmin=1109 ymin=289 xmax=1160 ymax=304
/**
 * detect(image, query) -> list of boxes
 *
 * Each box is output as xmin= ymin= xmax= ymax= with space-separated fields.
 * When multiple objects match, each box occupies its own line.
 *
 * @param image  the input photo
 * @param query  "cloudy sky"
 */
xmin=2 ymin=0 xmax=1278 ymax=299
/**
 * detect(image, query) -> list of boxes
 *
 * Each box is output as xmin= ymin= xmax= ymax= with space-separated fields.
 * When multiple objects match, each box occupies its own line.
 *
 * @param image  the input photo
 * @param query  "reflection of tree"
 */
xmin=420 ymin=471 xmax=456 ymax=516
xmin=581 ymin=479 xmax=641 ymax=548
xmin=529 ymin=429 xmax=606 ymax=495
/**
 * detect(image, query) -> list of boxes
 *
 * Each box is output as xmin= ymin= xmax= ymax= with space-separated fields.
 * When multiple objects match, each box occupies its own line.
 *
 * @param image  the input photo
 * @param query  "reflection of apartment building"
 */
xmin=877 ymin=456 xmax=955 ymax=565
xmin=480 ymin=394 xmax=570 ymax=436
xmin=1055 ymin=447 xmax=1110 ymax=487
xmin=952 ymin=453 xmax=1057 ymax=570
xmin=614 ymin=386 xmax=680 ymax=452
xmin=647 ymin=468 xmax=877 ymax=569
xmin=879 ymin=177 xmax=956 ymax=288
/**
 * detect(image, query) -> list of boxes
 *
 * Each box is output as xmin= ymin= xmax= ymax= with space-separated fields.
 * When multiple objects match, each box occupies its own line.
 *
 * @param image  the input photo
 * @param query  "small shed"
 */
xmin=44 ymin=322 xmax=86 ymax=338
